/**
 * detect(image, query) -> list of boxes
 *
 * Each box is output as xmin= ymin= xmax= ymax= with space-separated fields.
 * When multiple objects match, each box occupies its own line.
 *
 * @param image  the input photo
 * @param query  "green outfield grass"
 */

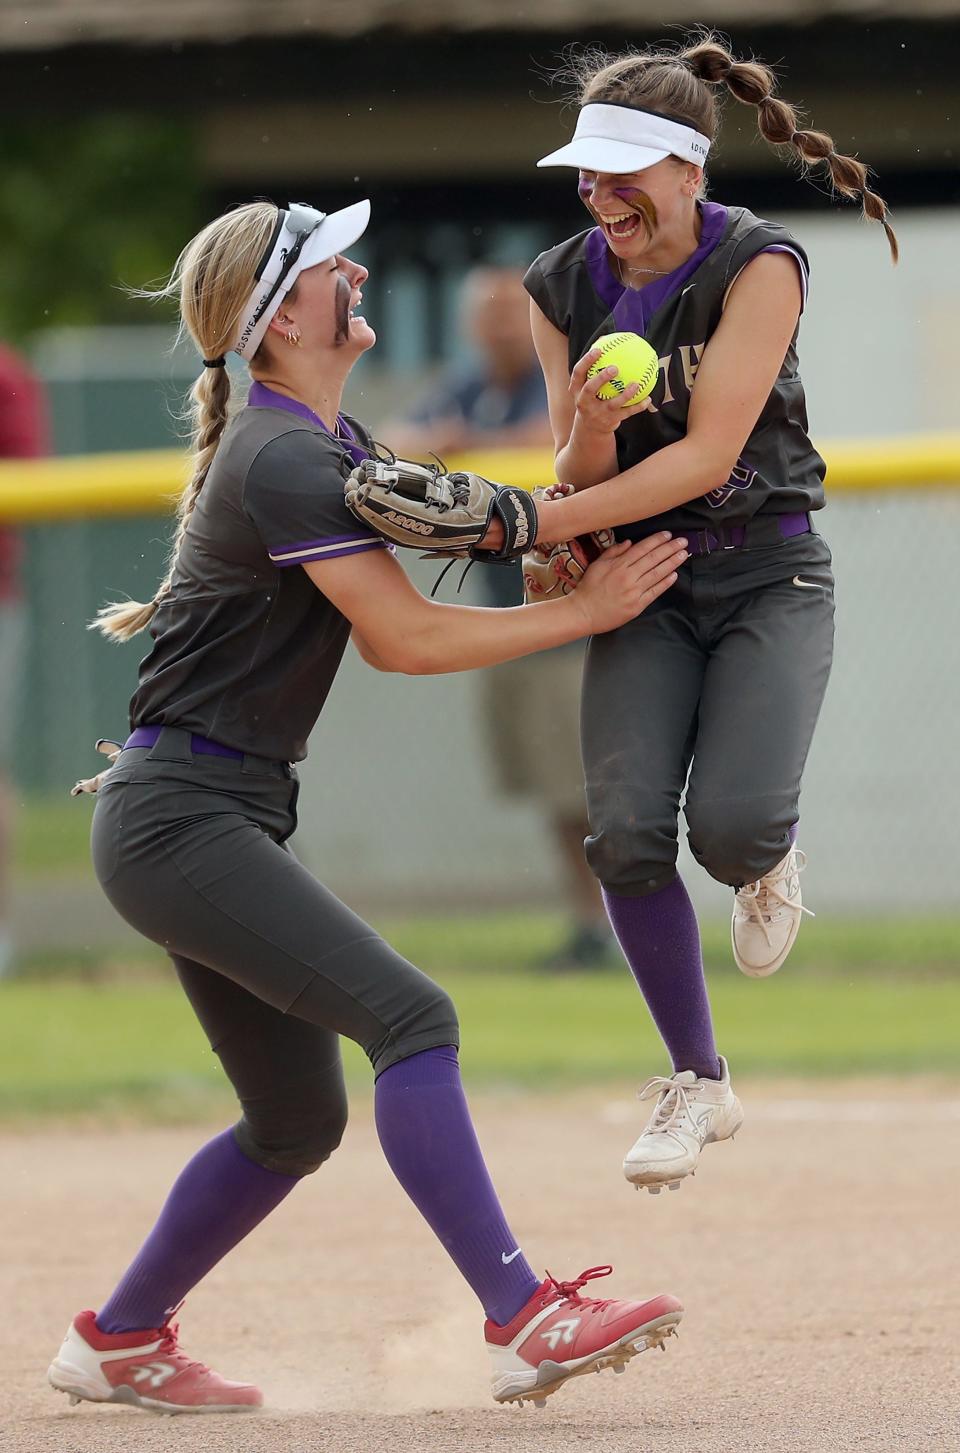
xmin=15 ymin=906 xmax=960 ymax=984
xmin=14 ymin=796 xmax=960 ymax=966
xmin=15 ymin=796 xmax=94 ymax=875
xmin=1 ymin=941 xmax=957 ymax=1119
xmin=9 ymin=802 xmax=960 ymax=1119
xmin=12 ymin=795 xmax=960 ymax=961
xmin=381 ymin=911 xmax=960 ymax=975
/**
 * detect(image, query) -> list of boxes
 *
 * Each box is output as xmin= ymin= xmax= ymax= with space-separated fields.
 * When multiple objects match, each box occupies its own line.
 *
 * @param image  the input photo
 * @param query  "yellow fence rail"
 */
xmin=1 ymin=433 xmax=960 ymax=522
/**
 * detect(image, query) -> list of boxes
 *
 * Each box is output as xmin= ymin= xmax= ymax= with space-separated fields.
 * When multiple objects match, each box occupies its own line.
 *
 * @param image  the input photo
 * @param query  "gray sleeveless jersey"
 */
xmin=130 ymin=404 xmax=388 ymax=762
xmin=524 ymin=204 xmax=826 ymax=535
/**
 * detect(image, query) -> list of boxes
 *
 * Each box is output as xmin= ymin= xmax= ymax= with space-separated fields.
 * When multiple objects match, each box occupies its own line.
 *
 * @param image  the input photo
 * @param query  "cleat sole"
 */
xmin=641 ymin=1179 xmax=682 ymax=1195
xmin=51 ymin=1381 xmax=258 ymax=1416
xmin=624 ymin=1112 xmax=744 ymax=1194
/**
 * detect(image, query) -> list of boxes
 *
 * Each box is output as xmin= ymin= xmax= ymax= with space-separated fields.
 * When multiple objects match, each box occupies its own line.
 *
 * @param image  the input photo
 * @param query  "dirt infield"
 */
xmin=3 ymin=1081 xmax=958 ymax=1453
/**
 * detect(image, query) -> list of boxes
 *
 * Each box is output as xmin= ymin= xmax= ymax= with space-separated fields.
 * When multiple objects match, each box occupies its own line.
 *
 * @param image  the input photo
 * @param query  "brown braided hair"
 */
xmin=564 ymin=35 xmax=898 ymax=263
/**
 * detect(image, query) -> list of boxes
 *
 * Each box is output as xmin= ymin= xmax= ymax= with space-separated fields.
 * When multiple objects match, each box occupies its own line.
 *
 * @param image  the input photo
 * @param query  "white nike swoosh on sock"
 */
xmin=501 ymin=1248 xmax=523 ymax=1264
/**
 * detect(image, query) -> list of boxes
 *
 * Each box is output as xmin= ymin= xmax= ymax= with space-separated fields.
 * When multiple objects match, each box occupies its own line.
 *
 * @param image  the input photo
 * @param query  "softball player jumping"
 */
xmin=519 ymin=36 xmax=897 ymax=1193
xmin=47 ymin=200 xmax=687 ymax=1414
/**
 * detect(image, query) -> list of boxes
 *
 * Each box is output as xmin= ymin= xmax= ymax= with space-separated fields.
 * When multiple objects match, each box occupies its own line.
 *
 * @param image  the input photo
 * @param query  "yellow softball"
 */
xmin=586 ymin=332 xmax=659 ymax=406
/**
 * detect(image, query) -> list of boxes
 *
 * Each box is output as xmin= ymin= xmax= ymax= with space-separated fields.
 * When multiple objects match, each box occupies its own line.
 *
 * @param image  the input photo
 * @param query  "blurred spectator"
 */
xmin=384 ymin=266 xmax=616 ymax=970
xmin=0 ymin=342 xmax=49 ymax=977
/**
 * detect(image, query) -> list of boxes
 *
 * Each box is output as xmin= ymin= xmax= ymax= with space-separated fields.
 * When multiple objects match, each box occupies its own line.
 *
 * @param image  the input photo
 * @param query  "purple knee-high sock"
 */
xmin=603 ymin=876 xmax=721 ymax=1081
xmin=97 ymin=1129 xmax=299 ymax=1334
xmin=375 ymin=1046 xmax=540 ymax=1327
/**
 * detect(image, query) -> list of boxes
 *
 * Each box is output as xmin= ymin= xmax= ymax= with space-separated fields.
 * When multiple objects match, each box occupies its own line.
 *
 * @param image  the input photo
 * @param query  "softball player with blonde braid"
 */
xmin=46 ymin=198 xmax=687 ymax=1415
xmin=519 ymin=36 xmax=898 ymax=1192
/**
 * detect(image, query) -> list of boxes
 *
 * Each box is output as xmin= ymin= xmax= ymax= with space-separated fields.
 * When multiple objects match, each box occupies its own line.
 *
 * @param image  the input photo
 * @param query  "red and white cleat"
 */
xmin=485 ymin=1265 xmax=682 ymax=1408
xmin=48 ymin=1308 xmax=263 ymax=1414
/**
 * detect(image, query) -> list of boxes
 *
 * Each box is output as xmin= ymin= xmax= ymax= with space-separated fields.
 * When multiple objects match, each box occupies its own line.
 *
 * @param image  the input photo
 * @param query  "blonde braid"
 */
xmin=94 ymin=203 xmax=277 ymax=642
xmin=161 ymin=364 xmax=231 ymax=591
xmin=681 ymin=37 xmax=899 ymax=262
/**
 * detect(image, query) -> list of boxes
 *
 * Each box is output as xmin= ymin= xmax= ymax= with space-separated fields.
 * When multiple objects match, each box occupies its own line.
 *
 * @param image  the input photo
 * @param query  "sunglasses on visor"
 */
xmin=247 ymin=204 xmax=326 ymax=335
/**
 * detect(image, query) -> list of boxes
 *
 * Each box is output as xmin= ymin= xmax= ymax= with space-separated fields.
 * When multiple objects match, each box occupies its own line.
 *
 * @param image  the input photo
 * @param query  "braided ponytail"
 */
xmin=568 ymin=35 xmax=898 ymax=263
xmin=681 ymin=37 xmax=899 ymax=262
xmin=94 ymin=203 xmax=277 ymax=643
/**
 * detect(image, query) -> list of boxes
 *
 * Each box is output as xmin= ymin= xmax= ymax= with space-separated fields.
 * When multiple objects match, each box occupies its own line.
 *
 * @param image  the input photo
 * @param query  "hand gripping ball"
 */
xmin=586 ymin=332 xmax=659 ymax=407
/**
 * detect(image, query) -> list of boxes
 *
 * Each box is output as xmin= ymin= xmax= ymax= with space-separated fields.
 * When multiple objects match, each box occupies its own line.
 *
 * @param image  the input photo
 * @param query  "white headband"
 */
xmin=232 ymin=198 xmax=371 ymax=359
xmin=537 ymin=104 xmax=710 ymax=174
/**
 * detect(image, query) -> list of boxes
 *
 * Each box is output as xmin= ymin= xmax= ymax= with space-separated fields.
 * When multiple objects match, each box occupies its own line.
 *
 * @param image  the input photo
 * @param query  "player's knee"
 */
xmin=369 ymin=980 xmax=460 ymax=1075
xmin=402 ymin=982 xmax=460 ymax=1056
xmin=235 ymin=1078 xmax=349 ymax=1178
xmin=687 ymin=800 xmax=790 ymax=887
xmin=585 ymin=820 xmax=678 ymax=897
xmin=430 ymin=984 xmax=459 ymax=1045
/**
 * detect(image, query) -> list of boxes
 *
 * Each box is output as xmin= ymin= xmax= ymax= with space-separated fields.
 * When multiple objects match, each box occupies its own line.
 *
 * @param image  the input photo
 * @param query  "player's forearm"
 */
xmin=388 ymin=597 xmax=589 ymax=676
xmin=537 ymin=435 xmax=733 ymax=542
xmin=554 ymin=418 xmax=619 ymax=490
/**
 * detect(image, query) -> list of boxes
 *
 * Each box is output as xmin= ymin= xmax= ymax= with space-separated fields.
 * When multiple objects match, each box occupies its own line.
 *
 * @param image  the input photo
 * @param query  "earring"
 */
xmin=286 ymin=328 xmax=302 ymax=347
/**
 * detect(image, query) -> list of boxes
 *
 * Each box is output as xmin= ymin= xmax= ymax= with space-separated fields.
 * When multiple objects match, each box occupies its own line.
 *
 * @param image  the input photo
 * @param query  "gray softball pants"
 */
xmin=91 ymin=727 xmax=458 ymax=1176
xmin=581 ymin=530 xmax=836 ymax=897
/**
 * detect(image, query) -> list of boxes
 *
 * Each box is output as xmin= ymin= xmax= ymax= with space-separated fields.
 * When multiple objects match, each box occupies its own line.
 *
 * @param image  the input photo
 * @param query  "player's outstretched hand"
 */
xmin=570 ymin=347 xmax=655 ymax=434
xmin=572 ymin=533 xmax=687 ymax=634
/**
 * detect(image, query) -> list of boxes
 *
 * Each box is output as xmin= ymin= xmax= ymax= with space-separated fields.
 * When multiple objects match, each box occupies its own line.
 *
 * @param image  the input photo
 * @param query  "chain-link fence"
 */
xmin=6 ymin=205 xmax=960 ymax=915
xmin=10 ymin=485 xmax=959 ymax=914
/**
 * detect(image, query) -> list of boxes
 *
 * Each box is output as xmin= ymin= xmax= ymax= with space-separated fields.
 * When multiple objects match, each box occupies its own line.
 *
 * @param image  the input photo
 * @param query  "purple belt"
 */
xmin=667 ymin=511 xmax=811 ymax=558
xmin=124 ymin=725 xmax=244 ymax=760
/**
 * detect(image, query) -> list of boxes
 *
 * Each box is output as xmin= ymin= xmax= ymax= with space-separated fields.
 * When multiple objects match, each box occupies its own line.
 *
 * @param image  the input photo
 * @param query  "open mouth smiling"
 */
xmin=581 ymin=181 xmax=658 ymax=245
xmin=598 ymin=211 xmax=645 ymax=241
xmin=335 ymin=278 xmax=366 ymax=342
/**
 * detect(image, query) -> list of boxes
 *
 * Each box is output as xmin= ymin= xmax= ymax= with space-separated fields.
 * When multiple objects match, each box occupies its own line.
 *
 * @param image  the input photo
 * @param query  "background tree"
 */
xmin=0 ymin=115 xmax=201 ymax=340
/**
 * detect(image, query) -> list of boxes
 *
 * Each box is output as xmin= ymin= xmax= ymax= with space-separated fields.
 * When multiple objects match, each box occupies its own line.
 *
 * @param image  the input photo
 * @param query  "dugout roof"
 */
xmin=2 ymin=0 xmax=959 ymax=48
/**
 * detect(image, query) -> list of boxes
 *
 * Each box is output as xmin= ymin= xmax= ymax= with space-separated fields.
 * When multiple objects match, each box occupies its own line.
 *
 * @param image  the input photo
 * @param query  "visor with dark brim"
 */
xmin=537 ymin=104 xmax=710 ymax=174
xmin=233 ymin=198 xmax=371 ymax=359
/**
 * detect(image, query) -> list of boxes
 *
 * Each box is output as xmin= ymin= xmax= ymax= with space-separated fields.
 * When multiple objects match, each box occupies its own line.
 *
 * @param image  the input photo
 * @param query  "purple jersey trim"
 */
xmin=269 ymin=537 xmax=390 ymax=567
xmin=247 ymin=380 xmax=370 ymax=469
xmin=274 ymin=532 xmax=378 ymax=553
xmin=585 ymin=201 xmax=729 ymax=336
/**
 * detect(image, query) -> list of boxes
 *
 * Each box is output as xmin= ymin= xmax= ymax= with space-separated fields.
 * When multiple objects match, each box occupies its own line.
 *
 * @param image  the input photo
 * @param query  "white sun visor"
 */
xmin=233 ymin=198 xmax=371 ymax=359
xmin=537 ymin=104 xmax=710 ymax=174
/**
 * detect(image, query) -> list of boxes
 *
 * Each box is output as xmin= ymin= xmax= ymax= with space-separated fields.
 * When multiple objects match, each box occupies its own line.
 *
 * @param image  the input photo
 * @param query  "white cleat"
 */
xmin=623 ymin=1056 xmax=743 ymax=1192
xmin=732 ymin=845 xmax=813 ymax=978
